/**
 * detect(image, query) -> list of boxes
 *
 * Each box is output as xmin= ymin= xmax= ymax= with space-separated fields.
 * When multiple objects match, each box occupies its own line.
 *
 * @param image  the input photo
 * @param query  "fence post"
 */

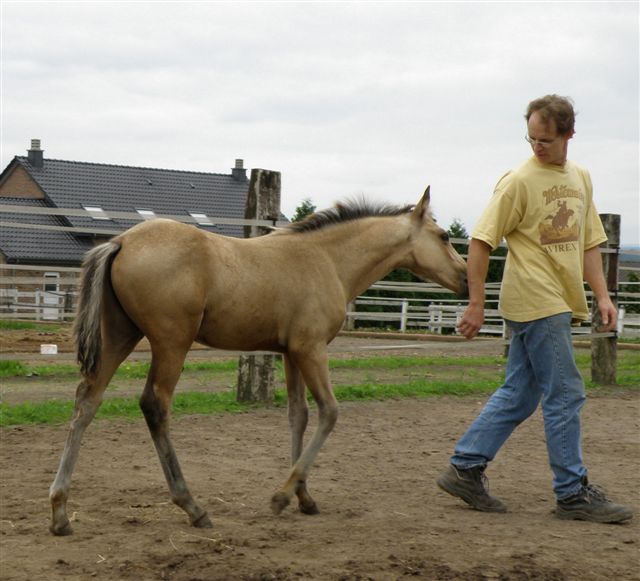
xmin=345 ymin=301 xmax=355 ymax=331
xmin=591 ymin=213 xmax=620 ymax=385
xmin=237 ymin=169 xmax=281 ymax=403
xmin=400 ymin=299 xmax=408 ymax=332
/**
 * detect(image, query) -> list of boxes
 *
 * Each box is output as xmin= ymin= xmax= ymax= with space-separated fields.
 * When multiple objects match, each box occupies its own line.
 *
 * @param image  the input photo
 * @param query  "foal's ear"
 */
xmin=412 ymin=185 xmax=431 ymax=221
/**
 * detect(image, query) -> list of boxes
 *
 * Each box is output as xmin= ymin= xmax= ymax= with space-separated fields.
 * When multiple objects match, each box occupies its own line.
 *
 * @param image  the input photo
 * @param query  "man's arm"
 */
xmin=583 ymin=245 xmax=618 ymax=332
xmin=457 ymin=238 xmax=492 ymax=340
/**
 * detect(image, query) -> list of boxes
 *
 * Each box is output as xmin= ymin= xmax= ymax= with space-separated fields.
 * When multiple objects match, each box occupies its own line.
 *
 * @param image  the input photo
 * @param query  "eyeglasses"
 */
xmin=525 ymin=134 xmax=559 ymax=148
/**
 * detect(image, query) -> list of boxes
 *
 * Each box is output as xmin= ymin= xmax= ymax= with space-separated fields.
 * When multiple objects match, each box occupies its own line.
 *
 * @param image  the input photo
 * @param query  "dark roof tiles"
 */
xmin=15 ymin=156 xmax=247 ymax=237
xmin=0 ymin=197 xmax=91 ymax=264
xmin=1 ymin=155 xmax=254 ymax=263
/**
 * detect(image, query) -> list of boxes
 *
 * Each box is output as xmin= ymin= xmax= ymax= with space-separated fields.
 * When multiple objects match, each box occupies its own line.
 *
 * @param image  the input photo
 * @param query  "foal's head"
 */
xmin=403 ymin=186 xmax=468 ymax=297
xmin=285 ymin=187 xmax=468 ymax=298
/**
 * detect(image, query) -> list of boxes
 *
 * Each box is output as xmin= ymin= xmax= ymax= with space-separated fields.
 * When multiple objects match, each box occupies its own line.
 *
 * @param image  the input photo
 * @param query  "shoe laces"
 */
xmin=582 ymin=482 xmax=609 ymax=503
xmin=481 ymin=472 xmax=491 ymax=493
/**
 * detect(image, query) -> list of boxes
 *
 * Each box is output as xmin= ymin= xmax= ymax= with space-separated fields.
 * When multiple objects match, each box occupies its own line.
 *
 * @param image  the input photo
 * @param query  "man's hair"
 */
xmin=525 ymin=94 xmax=576 ymax=135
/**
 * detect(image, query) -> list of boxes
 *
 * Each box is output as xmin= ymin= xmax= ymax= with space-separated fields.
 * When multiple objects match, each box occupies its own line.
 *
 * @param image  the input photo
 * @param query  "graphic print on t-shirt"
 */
xmin=538 ymin=185 xmax=583 ymax=247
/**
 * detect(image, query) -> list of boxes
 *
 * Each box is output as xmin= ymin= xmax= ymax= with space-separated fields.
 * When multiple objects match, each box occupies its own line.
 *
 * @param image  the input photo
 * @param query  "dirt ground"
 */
xmin=1 ymin=333 xmax=638 ymax=580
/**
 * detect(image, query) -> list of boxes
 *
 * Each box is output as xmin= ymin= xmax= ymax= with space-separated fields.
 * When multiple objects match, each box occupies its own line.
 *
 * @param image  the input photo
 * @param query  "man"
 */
xmin=436 ymin=94 xmax=633 ymax=524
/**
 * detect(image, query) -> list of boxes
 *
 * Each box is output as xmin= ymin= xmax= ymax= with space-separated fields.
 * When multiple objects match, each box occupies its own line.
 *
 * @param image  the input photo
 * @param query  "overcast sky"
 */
xmin=1 ymin=1 xmax=638 ymax=246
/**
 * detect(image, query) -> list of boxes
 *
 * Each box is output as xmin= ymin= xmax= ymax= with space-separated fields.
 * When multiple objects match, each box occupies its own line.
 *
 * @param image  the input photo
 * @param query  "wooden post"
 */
xmin=591 ymin=213 xmax=620 ymax=385
xmin=237 ymin=169 xmax=281 ymax=403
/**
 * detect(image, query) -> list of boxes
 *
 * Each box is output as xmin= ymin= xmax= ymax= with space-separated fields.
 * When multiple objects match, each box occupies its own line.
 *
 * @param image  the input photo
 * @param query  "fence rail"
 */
xmin=1 ymin=211 xmax=638 ymax=339
xmin=3 ymin=274 xmax=638 ymax=338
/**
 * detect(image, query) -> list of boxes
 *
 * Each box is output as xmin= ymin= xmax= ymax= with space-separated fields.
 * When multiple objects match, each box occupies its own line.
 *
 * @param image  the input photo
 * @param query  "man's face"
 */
xmin=526 ymin=111 xmax=573 ymax=166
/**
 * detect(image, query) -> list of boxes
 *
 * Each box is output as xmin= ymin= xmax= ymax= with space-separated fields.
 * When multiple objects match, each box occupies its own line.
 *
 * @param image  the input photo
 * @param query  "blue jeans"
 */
xmin=451 ymin=312 xmax=587 ymax=500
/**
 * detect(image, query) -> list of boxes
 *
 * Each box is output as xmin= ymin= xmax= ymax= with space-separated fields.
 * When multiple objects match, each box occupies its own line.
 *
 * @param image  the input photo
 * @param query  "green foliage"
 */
xmin=448 ymin=218 xmax=469 ymax=256
xmin=3 ymin=351 xmax=636 ymax=426
xmin=0 ymin=321 xmax=37 ymax=330
xmin=0 ymin=358 xmax=240 ymax=380
xmin=0 ymin=360 xmax=28 ymax=378
xmin=487 ymin=246 xmax=507 ymax=284
xmin=328 ymin=355 xmax=505 ymax=369
xmin=0 ymin=320 xmax=62 ymax=332
xmin=0 ymin=391 xmax=251 ymax=426
xmin=290 ymin=198 xmax=317 ymax=222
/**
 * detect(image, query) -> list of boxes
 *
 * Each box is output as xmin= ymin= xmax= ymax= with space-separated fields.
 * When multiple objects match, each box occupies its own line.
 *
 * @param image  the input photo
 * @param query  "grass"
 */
xmin=0 ymin=358 xmax=239 ymax=379
xmin=0 ymin=378 xmax=503 ymax=427
xmin=0 ymin=320 xmax=63 ymax=332
xmin=1 ymin=351 xmax=638 ymax=427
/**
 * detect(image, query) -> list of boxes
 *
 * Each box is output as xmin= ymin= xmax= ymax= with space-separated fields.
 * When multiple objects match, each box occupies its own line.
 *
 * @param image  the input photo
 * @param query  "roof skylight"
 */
xmin=189 ymin=212 xmax=213 ymax=226
xmin=136 ymin=209 xmax=156 ymax=220
xmin=83 ymin=205 xmax=110 ymax=220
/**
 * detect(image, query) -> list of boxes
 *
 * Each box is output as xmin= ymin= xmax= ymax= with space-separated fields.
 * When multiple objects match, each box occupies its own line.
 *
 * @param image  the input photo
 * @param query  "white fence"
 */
xmin=2 ymin=202 xmax=639 ymax=339
xmin=0 ymin=288 xmax=75 ymax=321
xmin=344 ymin=281 xmax=640 ymax=339
xmin=2 ymin=263 xmax=640 ymax=338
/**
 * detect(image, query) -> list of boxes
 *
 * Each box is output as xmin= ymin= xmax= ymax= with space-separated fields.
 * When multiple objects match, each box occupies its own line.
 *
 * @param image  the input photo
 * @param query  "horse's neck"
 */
xmin=314 ymin=217 xmax=411 ymax=301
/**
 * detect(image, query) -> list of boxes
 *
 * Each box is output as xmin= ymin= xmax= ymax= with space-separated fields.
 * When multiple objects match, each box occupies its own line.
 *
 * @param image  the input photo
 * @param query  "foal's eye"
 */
xmin=440 ymin=232 xmax=450 ymax=242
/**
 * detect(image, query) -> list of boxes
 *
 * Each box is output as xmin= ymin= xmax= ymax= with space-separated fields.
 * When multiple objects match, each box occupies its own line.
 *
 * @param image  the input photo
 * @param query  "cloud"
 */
xmin=1 ymin=1 xmax=638 ymax=245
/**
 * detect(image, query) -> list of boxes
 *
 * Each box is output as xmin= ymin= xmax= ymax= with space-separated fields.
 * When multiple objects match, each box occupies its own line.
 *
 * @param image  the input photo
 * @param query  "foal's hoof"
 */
xmin=192 ymin=512 xmax=213 ymax=528
xmin=299 ymin=501 xmax=320 ymax=515
xmin=271 ymin=492 xmax=291 ymax=515
xmin=50 ymin=520 xmax=73 ymax=536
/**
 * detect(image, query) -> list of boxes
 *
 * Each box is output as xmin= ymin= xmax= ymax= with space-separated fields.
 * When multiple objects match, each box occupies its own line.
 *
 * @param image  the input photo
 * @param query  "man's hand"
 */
xmin=583 ymin=246 xmax=618 ymax=333
xmin=457 ymin=303 xmax=485 ymax=340
xmin=457 ymin=238 xmax=492 ymax=340
xmin=596 ymin=296 xmax=618 ymax=333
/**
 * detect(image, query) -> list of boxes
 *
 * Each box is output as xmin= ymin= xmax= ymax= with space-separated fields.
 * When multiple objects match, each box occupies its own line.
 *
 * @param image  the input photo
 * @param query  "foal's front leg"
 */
xmin=282 ymin=355 xmax=319 ymax=515
xmin=272 ymin=348 xmax=338 ymax=515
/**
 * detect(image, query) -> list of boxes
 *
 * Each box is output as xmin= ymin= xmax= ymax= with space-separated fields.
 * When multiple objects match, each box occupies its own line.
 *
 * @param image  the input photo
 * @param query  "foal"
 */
xmin=49 ymin=187 xmax=467 ymax=534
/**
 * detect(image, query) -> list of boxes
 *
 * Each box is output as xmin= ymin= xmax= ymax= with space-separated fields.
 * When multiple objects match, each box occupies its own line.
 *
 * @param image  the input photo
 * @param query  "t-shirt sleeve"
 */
xmin=584 ymin=200 xmax=608 ymax=250
xmin=581 ymin=170 xmax=607 ymax=250
xmin=471 ymin=171 xmax=524 ymax=250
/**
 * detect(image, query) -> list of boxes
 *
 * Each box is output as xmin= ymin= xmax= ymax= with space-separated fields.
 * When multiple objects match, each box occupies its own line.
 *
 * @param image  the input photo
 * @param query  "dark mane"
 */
xmin=286 ymin=198 xmax=414 ymax=234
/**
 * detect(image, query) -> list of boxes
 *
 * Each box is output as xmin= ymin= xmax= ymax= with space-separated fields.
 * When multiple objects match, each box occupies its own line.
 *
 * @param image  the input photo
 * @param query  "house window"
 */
xmin=43 ymin=272 xmax=60 ymax=293
xmin=136 ymin=209 xmax=156 ymax=220
xmin=189 ymin=212 xmax=213 ymax=226
xmin=83 ymin=205 xmax=110 ymax=220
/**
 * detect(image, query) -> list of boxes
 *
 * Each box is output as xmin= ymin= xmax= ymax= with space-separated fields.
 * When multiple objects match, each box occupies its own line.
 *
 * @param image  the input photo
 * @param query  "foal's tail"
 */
xmin=73 ymin=241 xmax=122 ymax=377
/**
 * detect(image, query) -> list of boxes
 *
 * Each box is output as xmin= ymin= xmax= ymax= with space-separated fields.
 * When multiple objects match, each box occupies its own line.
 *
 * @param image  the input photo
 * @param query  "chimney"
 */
xmin=27 ymin=139 xmax=44 ymax=168
xmin=231 ymin=158 xmax=247 ymax=182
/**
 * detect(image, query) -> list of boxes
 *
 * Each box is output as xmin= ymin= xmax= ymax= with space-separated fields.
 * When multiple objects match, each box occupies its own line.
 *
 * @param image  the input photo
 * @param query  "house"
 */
xmin=0 ymin=139 xmax=269 ymax=319
xmin=0 ymin=139 xmax=256 ymax=267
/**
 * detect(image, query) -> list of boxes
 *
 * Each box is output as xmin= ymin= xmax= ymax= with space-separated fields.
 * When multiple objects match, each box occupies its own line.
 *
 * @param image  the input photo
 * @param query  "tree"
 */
xmin=448 ymin=217 xmax=506 ymax=283
xmin=447 ymin=218 xmax=469 ymax=256
xmin=291 ymin=198 xmax=316 ymax=223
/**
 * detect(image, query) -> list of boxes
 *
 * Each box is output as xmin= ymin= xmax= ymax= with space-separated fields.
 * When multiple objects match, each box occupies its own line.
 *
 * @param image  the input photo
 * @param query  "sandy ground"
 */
xmin=0 ymin=333 xmax=638 ymax=580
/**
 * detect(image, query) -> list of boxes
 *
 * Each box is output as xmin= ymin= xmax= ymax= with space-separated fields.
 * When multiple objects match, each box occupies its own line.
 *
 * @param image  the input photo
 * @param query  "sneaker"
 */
xmin=556 ymin=478 xmax=633 ymax=524
xmin=437 ymin=464 xmax=507 ymax=513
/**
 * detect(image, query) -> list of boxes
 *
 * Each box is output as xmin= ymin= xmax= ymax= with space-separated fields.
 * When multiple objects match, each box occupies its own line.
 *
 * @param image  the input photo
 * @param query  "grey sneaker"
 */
xmin=556 ymin=478 xmax=633 ymax=524
xmin=437 ymin=464 xmax=507 ymax=513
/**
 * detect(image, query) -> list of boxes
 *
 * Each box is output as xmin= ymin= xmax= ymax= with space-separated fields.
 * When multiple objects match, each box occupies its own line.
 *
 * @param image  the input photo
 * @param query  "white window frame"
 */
xmin=43 ymin=272 xmax=60 ymax=293
xmin=189 ymin=212 xmax=213 ymax=226
xmin=136 ymin=209 xmax=156 ymax=220
xmin=83 ymin=205 xmax=110 ymax=220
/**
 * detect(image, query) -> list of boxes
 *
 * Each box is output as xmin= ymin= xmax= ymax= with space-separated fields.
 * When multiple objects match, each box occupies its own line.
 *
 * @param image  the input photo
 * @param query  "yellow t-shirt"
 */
xmin=472 ymin=156 xmax=607 ymax=323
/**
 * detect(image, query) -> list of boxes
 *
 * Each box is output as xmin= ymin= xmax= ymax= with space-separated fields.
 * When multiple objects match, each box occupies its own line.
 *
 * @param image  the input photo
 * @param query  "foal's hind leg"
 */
xmin=49 ymin=333 xmax=140 ymax=535
xmin=283 ymin=354 xmax=318 ymax=515
xmin=139 ymin=343 xmax=212 ymax=529
xmin=272 ymin=347 xmax=338 ymax=515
